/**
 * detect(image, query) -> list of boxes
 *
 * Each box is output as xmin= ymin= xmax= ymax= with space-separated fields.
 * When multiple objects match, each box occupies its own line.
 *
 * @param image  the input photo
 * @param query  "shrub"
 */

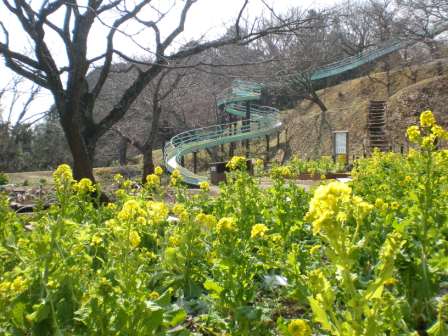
xmin=0 ymin=172 xmax=8 ymax=185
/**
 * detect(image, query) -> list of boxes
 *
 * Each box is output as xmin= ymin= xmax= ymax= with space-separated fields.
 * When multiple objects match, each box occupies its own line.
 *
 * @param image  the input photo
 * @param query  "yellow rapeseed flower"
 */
xmin=115 ymin=189 xmax=126 ymax=198
xmin=226 ymin=156 xmax=247 ymax=170
xmin=90 ymin=234 xmax=102 ymax=246
xmin=406 ymin=125 xmax=421 ymax=143
xmin=306 ymin=181 xmax=351 ymax=235
xmin=122 ymin=180 xmax=132 ymax=189
xmin=172 ymin=203 xmax=186 ymax=216
xmin=0 ymin=281 xmax=11 ymax=297
xmin=47 ymin=279 xmax=59 ymax=289
xmin=53 ymin=164 xmax=74 ymax=189
xmin=129 ymin=230 xmax=141 ymax=248
xmin=431 ymin=125 xmax=448 ymax=140
xmin=169 ymin=234 xmax=182 ymax=246
xmin=306 ymin=181 xmax=372 ymax=237
xmin=196 ymin=213 xmax=217 ymax=228
xmin=10 ymin=276 xmax=27 ymax=294
xmin=420 ymin=110 xmax=435 ymax=127
xmin=53 ymin=164 xmax=73 ymax=181
xmin=375 ymin=198 xmax=388 ymax=210
xmin=117 ymin=200 xmax=141 ymax=221
xmin=170 ymin=174 xmax=183 ymax=187
xmin=154 ymin=166 xmax=164 ymax=176
xmin=148 ymin=291 xmax=160 ymax=300
xmin=217 ymin=217 xmax=236 ymax=232
xmin=390 ymin=201 xmax=400 ymax=210
xmin=147 ymin=201 xmax=169 ymax=224
xmin=336 ymin=212 xmax=348 ymax=223
xmin=352 ymin=196 xmax=374 ymax=218
xmin=172 ymin=169 xmax=181 ymax=179
xmin=271 ymin=166 xmax=294 ymax=179
xmin=199 ymin=181 xmax=210 ymax=191
xmin=113 ymin=173 xmax=123 ymax=183
xmin=75 ymin=178 xmax=96 ymax=193
xmin=146 ymin=174 xmax=160 ymax=187
xmin=107 ymin=202 xmax=117 ymax=210
xmin=422 ymin=134 xmax=436 ymax=149
xmin=287 ymin=319 xmax=312 ymax=336
xmin=137 ymin=216 xmax=147 ymax=226
xmin=250 ymin=223 xmax=269 ymax=238
xmin=270 ymin=233 xmax=282 ymax=243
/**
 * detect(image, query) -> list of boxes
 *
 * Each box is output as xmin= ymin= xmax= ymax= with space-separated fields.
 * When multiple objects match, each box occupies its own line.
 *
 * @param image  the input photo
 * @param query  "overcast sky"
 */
xmin=0 ymin=0 xmax=336 ymax=123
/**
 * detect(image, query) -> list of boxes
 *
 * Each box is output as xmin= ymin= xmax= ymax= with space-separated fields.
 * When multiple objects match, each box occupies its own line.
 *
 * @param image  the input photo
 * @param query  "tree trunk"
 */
xmin=61 ymin=118 xmax=96 ymax=182
xmin=142 ymin=149 xmax=154 ymax=183
xmin=118 ymin=137 xmax=128 ymax=166
xmin=141 ymin=102 xmax=162 ymax=182
xmin=425 ymin=40 xmax=441 ymax=60
xmin=308 ymin=92 xmax=332 ymax=158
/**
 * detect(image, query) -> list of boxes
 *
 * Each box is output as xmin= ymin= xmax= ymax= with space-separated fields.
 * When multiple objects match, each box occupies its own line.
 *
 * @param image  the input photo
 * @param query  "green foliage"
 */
xmin=290 ymin=155 xmax=345 ymax=175
xmin=0 ymin=172 xmax=8 ymax=185
xmin=0 ymin=112 xmax=447 ymax=335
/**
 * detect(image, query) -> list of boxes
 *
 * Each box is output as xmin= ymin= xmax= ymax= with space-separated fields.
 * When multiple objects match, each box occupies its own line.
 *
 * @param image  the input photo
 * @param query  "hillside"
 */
xmin=283 ymin=58 xmax=448 ymax=159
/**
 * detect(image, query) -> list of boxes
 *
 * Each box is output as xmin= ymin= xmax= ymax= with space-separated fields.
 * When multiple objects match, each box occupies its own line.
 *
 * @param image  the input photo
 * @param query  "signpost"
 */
xmin=333 ymin=131 xmax=349 ymax=165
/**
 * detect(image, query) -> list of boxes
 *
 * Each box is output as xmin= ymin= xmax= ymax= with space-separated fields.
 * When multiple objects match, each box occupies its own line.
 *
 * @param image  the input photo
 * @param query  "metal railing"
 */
xmin=164 ymin=79 xmax=281 ymax=185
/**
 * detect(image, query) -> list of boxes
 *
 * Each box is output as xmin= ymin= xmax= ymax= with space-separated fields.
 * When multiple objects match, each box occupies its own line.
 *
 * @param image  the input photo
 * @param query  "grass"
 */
xmin=5 ymin=133 xmax=288 ymax=188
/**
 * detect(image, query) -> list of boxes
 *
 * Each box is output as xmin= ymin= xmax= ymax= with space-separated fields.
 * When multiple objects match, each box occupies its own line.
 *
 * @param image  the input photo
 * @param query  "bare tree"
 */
xmin=114 ymin=68 xmax=185 ymax=181
xmin=333 ymin=1 xmax=378 ymax=55
xmin=0 ymin=0 xmax=308 ymax=185
xmin=396 ymin=0 xmax=448 ymax=58
xmin=259 ymin=8 xmax=335 ymax=157
xmin=0 ymin=76 xmax=44 ymax=127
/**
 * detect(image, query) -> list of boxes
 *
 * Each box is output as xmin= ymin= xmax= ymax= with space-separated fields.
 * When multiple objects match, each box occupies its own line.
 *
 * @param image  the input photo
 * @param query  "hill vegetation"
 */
xmin=283 ymin=56 xmax=448 ymax=159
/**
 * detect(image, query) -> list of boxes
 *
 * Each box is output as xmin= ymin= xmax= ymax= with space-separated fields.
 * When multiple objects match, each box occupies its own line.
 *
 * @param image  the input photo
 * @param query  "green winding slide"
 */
xmin=164 ymin=28 xmax=447 ymax=185
xmin=164 ymin=80 xmax=281 ymax=185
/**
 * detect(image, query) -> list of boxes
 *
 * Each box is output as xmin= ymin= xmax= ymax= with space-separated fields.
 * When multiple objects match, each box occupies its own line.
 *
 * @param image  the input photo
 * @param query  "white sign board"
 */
xmin=335 ymin=132 xmax=348 ymax=155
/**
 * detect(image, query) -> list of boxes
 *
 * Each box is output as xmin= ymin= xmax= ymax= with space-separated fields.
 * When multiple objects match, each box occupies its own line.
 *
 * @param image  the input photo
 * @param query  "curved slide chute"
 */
xmin=164 ymin=80 xmax=281 ymax=185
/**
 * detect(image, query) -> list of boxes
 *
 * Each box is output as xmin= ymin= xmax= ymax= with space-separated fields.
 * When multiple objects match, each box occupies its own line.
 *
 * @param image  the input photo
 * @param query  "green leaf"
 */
xmin=204 ymin=279 xmax=223 ymax=295
xmin=235 ymin=306 xmax=262 ymax=321
xmin=308 ymin=296 xmax=332 ymax=332
xmin=12 ymin=302 xmax=26 ymax=327
xmin=364 ymin=283 xmax=384 ymax=300
xmin=26 ymin=301 xmax=50 ymax=323
xmin=167 ymin=309 xmax=187 ymax=327
xmin=427 ymin=321 xmax=447 ymax=336
xmin=156 ymin=288 xmax=174 ymax=306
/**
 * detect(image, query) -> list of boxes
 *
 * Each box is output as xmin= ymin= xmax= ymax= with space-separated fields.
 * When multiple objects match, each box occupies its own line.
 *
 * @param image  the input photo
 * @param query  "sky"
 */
xmin=0 ymin=0 xmax=337 ymax=123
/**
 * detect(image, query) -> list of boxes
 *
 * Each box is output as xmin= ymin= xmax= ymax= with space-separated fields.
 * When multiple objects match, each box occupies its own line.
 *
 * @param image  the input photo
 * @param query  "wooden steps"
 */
xmin=368 ymin=100 xmax=388 ymax=152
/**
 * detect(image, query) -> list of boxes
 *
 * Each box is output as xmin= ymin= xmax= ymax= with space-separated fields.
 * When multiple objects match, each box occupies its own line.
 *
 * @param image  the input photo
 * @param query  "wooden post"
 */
xmin=346 ymin=132 xmax=350 ymax=165
xmin=245 ymin=101 xmax=251 ymax=157
xmin=229 ymin=116 xmax=236 ymax=157
xmin=265 ymin=135 xmax=270 ymax=163
xmin=193 ymin=151 xmax=198 ymax=174
xmin=277 ymin=132 xmax=280 ymax=147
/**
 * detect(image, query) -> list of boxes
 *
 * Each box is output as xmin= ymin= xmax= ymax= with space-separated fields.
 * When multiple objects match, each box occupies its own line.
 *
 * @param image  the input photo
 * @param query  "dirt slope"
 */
xmin=283 ymin=58 xmax=448 ymax=159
